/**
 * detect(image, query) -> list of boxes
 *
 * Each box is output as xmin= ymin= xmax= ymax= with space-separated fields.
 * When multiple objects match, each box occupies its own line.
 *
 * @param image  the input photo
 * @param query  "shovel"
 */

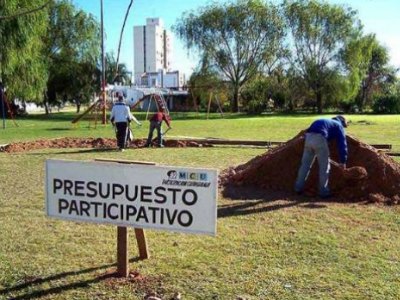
xmin=151 ymin=126 xmax=172 ymax=145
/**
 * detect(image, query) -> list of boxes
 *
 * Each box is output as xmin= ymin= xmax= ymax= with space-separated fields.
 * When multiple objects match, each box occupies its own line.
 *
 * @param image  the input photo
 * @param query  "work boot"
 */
xmin=319 ymin=193 xmax=332 ymax=199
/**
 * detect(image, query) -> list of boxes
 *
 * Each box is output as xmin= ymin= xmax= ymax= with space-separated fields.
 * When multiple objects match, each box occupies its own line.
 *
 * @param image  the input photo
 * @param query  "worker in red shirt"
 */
xmin=144 ymin=111 xmax=171 ymax=147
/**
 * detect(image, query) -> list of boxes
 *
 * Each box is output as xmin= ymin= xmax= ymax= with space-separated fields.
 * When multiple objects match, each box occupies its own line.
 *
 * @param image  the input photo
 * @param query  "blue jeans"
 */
xmin=146 ymin=121 xmax=163 ymax=146
xmin=294 ymin=133 xmax=330 ymax=197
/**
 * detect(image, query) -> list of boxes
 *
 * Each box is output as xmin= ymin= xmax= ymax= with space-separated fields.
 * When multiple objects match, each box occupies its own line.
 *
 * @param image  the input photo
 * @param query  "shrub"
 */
xmin=339 ymin=100 xmax=359 ymax=113
xmin=372 ymin=95 xmax=400 ymax=114
xmin=241 ymin=78 xmax=270 ymax=114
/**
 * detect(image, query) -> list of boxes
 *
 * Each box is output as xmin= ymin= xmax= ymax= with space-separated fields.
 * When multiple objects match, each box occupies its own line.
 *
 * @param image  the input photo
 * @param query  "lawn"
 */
xmin=0 ymin=112 xmax=399 ymax=299
xmin=1 ymin=112 xmax=399 ymax=151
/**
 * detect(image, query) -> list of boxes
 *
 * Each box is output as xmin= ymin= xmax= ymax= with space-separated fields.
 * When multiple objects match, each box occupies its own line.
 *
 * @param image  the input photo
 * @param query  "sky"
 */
xmin=73 ymin=0 xmax=400 ymax=77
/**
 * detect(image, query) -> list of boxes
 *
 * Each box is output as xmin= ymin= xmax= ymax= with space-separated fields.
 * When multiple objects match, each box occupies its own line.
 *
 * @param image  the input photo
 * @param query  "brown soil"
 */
xmin=3 ymin=135 xmax=399 ymax=205
xmin=101 ymin=269 xmax=165 ymax=297
xmin=220 ymin=132 xmax=400 ymax=205
xmin=0 ymin=137 xmax=211 ymax=153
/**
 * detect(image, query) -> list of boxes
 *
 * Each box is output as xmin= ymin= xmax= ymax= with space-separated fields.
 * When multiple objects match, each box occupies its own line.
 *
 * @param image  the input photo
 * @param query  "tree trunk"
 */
xmin=22 ymin=100 xmax=27 ymax=113
xmin=316 ymin=91 xmax=323 ymax=114
xmin=43 ymin=91 xmax=51 ymax=114
xmin=44 ymin=101 xmax=50 ymax=114
xmin=356 ymin=81 xmax=367 ymax=112
xmin=231 ymin=85 xmax=239 ymax=113
xmin=360 ymin=86 xmax=368 ymax=112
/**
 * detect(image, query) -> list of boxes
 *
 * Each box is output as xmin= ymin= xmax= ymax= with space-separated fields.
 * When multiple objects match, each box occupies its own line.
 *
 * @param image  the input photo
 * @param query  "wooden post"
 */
xmin=206 ymin=91 xmax=213 ymax=119
xmin=215 ymin=94 xmax=224 ymax=118
xmin=134 ymin=228 xmax=149 ymax=259
xmin=95 ymin=158 xmax=154 ymax=277
xmin=117 ymin=226 xmax=129 ymax=277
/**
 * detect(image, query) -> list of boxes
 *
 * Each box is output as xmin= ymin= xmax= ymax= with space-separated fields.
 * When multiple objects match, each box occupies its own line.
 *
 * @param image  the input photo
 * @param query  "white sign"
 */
xmin=46 ymin=159 xmax=218 ymax=236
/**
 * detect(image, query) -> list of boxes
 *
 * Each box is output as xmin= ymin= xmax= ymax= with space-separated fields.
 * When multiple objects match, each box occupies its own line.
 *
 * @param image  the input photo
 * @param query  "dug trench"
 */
xmin=1 ymin=135 xmax=399 ymax=205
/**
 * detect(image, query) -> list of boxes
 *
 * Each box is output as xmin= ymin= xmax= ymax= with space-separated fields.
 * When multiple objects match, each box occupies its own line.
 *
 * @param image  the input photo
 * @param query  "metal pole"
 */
xmin=101 ymin=0 xmax=106 ymax=124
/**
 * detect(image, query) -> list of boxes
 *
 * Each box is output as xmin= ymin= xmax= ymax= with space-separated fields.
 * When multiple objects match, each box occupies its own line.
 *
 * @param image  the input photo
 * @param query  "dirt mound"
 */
xmin=221 ymin=132 xmax=400 ymax=205
xmin=343 ymin=166 xmax=368 ymax=180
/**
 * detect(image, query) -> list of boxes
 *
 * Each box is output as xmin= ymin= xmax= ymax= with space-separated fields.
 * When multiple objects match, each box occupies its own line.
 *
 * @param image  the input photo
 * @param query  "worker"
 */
xmin=294 ymin=115 xmax=348 ymax=198
xmin=110 ymin=95 xmax=141 ymax=151
xmin=144 ymin=111 xmax=171 ymax=147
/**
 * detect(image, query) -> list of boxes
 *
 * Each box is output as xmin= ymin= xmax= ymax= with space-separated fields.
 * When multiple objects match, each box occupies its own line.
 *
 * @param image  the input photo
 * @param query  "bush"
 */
xmin=245 ymin=99 xmax=265 ymax=114
xmin=339 ymin=100 xmax=359 ymax=113
xmin=372 ymin=95 xmax=400 ymax=114
xmin=241 ymin=78 xmax=270 ymax=114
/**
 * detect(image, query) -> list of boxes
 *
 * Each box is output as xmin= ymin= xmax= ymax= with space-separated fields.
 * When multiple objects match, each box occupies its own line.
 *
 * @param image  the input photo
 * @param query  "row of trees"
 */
xmin=175 ymin=0 xmax=399 ymax=113
xmin=1 ymin=0 xmax=398 ymax=114
xmin=0 ymin=0 xmax=130 ymax=113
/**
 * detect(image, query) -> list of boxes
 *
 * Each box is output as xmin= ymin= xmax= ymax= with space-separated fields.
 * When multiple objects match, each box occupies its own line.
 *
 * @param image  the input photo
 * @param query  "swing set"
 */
xmin=188 ymin=85 xmax=225 ymax=118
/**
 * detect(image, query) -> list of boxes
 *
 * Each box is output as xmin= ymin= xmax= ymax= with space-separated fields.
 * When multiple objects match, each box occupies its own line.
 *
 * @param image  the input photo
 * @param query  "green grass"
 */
xmin=1 ymin=112 xmax=400 ymax=299
xmin=1 ymin=111 xmax=399 ymax=150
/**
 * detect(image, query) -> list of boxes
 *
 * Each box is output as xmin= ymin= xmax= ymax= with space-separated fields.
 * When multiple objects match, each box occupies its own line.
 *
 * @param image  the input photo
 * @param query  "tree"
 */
xmin=341 ymin=34 xmax=375 ymax=107
xmin=188 ymin=56 xmax=229 ymax=111
xmin=105 ymin=52 xmax=131 ymax=85
xmin=0 ymin=0 xmax=49 ymax=101
xmin=358 ymin=43 xmax=392 ymax=109
xmin=44 ymin=0 xmax=100 ymax=110
xmin=283 ymin=0 xmax=361 ymax=113
xmin=174 ymin=0 xmax=285 ymax=112
xmin=342 ymin=34 xmax=395 ymax=111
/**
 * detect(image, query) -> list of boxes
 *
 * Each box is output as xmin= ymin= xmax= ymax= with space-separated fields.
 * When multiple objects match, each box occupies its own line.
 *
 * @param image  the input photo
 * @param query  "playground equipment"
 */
xmin=71 ymin=86 xmax=171 ymax=127
xmin=188 ymin=85 xmax=225 ymax=118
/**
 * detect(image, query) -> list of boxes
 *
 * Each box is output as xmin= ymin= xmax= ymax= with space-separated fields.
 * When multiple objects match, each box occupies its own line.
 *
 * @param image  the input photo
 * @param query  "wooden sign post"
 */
xmin=117 ymin=226 xmax=129 ymax=277
xmin=95 ymin=158 xmax=154 ymax=277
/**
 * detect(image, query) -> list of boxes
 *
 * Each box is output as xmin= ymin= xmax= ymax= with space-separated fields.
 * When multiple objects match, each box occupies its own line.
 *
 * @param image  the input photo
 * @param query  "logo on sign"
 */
xmin=163 ymin=170 xmax=211 ymax=187
xmin=167 ymin=170 xmax=178 ymax=179
xmin=178 ymin=171 xmax=208 ymax=181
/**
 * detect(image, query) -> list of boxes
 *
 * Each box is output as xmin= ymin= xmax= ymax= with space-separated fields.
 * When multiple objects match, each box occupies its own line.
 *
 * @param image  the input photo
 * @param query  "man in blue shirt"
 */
xmin=294 ymin=115 xmax=348 ymax=198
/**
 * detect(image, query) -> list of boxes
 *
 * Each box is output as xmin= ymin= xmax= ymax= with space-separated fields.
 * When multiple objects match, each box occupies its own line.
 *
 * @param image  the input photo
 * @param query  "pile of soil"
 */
xmin=221 ymin=132 xmax=400 ymax=205
xmin=0 ymin=137 xmax=210 ymax=153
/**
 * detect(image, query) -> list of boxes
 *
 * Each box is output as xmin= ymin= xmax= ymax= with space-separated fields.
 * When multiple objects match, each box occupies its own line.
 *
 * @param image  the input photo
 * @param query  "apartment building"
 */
xmin=133 ymin=18 xmax=172 ymax=83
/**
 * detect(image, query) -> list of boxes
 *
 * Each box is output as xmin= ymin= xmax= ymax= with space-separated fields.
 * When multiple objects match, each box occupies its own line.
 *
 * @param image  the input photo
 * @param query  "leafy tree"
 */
xmin=188 ymin=56 xmax=228 ymax=111
xmin=358 ymin=43 xmax=392 ymax=109
xmin=342 ymin=34 xmax=395 ymax=111
xmin=283 ymin=0 xmax=361 ymax=113
xmin=174 ymin=0 xmax=285 ymax=112
xmin=105 ymin=52 xmax=131 ymax=85
xmin=0 ymin=0 xmax=49 ymax=101
xmin=241 ymin=75 xmax=271 ymax=114
xmin=44 ymin=0 xmax=100 ymax=110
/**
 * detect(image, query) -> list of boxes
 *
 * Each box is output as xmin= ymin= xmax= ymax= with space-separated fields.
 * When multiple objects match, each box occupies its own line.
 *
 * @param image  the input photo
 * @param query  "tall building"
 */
xmin=133 ymin=18 xmax=172 ymax=85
